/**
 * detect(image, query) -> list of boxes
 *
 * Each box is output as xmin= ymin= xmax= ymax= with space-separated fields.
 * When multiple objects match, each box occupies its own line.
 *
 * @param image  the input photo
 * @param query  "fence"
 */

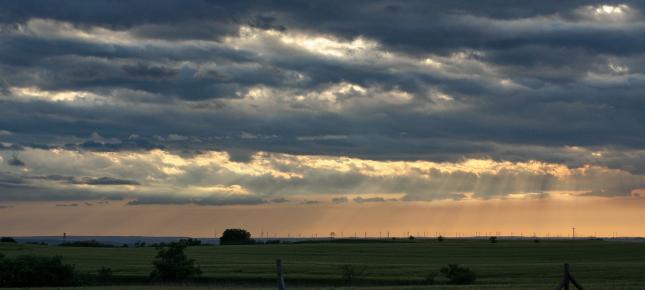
xmin=275 ymin=260 xmax=584 ymax=290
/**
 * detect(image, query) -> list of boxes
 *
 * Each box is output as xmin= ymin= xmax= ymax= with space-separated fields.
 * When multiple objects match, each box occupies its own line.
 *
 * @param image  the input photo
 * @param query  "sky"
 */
xmin=1 ymin=0 xmax=645 ymax=237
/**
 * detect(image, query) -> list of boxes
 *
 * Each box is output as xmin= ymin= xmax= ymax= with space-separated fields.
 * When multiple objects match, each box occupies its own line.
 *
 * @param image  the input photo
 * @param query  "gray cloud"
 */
xmin=270 ymin=197 xmax=289 ymax=203
xmin=7 ymin=156 xmax=25 ymax=167
xmin=331 ymin=197 xmax=348 ymax=204
xmin=353 ymin=197 xmax=385 ymax=203
xmin=353 ymin=196 xmax=397 ymax=203
xmin=74 ymin=177 xmax=140 ymax=186
xmin=26 ymin=175 xmax=139 ymax=186
xmin=127 ymin=194 xmax=267 ymax=206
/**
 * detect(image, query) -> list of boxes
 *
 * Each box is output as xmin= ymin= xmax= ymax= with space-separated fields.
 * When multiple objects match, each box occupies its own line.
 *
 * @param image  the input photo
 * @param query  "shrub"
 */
xmin=60 ymin=240 xmax=114 ymax=247
xmin=178 ymin=238 xmax=202 ymax=246
xmin=0 ymin=237 xmax=16 ymax=243
xmin=97 ymin=267 xmax=113 ymax=283
xmin=533 ymin=238 xmax=540 ymax=243
xmin=150 ymin=242 xmax=201 ymax=281
xmin=0 ymin=253 xmax=76 ymax=287
xmin=437 ymin=235 xmax=444 ymax=242
xmin=26 ymin=241 xmax=47 ymax=246
xmin=439 ymin=264 xmax=476 ymax=285
xmin=489 ymin=236 xmax=497 ymax=243
xmin=339 ymin=264 xmax=366 ymax=286
xmin=220 ymin=228 xmax=254 ymax=245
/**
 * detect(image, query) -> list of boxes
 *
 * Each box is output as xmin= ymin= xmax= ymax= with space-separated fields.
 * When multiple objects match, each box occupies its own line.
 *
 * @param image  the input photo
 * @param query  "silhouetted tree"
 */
xmin=0 ymin=237 xmax=16 ymax=243
xmin=150 ymin=242 xmax=201 ymax=281
xmin=489 ymin=236 xmax=497 ymax=243
xmin=437 ymin=235 xmax=444 ymax=242
xmin=220 ymin=228 xmax=254 ymax=245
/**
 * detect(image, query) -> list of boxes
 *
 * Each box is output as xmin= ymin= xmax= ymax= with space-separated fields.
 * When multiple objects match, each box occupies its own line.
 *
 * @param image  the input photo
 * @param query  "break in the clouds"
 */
xmin=1 ymin=0 xmax=645 ymax=204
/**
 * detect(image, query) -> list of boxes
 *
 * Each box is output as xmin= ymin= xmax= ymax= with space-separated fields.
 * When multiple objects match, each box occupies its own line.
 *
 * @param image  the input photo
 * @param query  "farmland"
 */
xmin=2 ymin=239 xmax=645 ymax=289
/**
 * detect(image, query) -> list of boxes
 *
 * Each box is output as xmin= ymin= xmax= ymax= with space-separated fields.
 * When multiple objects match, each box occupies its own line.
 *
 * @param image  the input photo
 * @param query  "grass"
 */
xmin=2 ymin=239 xmax=645 ymax=289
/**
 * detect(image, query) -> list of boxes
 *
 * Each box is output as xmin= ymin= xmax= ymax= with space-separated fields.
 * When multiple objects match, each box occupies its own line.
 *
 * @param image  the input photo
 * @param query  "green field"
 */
xmin=2 ymin=239 xmax=645 ymax=289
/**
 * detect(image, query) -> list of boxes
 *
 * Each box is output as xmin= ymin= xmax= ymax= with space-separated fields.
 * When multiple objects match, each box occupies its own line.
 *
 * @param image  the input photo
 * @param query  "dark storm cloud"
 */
xmin=25 ymin=175 xmax=139 ymax=186
xmin=1 ymin=0 xmax=645 ymax=176
xmin=0 ymin=171 xmax=135 ymax=202
xmin=74 ymin=177 xmax=140 ymax=186
xmin=7 ymin=156 xmax=25 ymax=167
xmin=0 ymin=0 xmax=242 ymax=33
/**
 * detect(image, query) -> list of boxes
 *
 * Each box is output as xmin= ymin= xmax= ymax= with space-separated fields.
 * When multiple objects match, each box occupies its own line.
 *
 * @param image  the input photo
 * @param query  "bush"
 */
xmin=0 ymin=237 xmax=16 ymax=243
xmin=60 ymin=240 xmax=114 ymax=247
xmin=489 ymin=236 xmax=497 ymax=243
xmin=439 ymin=264 xmax=476 ymax=285
xmin=220 ymin=228 xmax=254 ymax=245
xmin=0 ymin=253 xmax=76 ymax=287
xmin=339 ymin=264 xmax=366 ymax=286
xmin=437 ymin=235 xmax=444 ymax=242
xmin=150 ymin=242 xmax=201 ymax=281
xmin=26 ymin=241 xmax=47 ymax=246
xmin=178 ymin=238 xmax=202 ymax=246
xmin=97 ymin=267 xmax=113 ymax=283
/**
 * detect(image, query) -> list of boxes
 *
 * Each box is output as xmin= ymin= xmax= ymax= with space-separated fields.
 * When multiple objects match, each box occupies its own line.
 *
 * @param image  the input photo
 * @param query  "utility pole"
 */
xmin=572 ymin=227 xmax=576 ymax=240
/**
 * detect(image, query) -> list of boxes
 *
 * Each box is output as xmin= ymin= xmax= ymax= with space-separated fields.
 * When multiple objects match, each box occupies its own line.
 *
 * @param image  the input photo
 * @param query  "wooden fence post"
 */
xmin=555 ymin=263 xmax=584 ymax=290
xmin=276 ymin=259 xmax=286 ymax=290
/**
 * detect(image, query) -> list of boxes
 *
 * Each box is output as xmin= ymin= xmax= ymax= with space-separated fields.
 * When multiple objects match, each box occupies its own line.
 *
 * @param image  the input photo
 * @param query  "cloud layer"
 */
xmin=1 ymin=148 xmax=644 ymax=204
xmin=1 ymin=1 xmax=645 ymax=204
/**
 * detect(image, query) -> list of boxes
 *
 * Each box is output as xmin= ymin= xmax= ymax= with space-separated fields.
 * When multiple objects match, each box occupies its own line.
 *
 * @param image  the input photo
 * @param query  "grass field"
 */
xmin=2 ymin=239 xmax=645 ymax=289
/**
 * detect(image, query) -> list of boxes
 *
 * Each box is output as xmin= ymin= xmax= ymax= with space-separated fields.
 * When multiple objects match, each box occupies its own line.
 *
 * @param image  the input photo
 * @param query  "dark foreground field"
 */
xmin=2 ymin=239 xmax=645 ymax=289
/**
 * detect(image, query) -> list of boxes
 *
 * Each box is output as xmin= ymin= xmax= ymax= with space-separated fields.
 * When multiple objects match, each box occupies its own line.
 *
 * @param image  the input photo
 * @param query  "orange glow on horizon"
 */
xmin=1 ymin=196 xmax=644 ymax=238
